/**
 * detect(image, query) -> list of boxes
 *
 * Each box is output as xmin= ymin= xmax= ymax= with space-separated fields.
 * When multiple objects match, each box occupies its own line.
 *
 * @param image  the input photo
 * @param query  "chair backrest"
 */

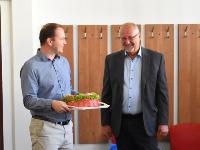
xmin=169 ymin=124 xmax=200 ymax=150
xmin=108 ymin=135 xmax=117 ymax=150
xmin=111 ymin=135 xmax=116 ymax=144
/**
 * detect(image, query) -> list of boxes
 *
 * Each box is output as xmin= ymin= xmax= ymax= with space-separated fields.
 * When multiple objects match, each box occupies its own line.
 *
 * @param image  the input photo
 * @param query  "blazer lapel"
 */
xmin=141 ymin=48 xmax=149 ymax=94
xmin=118 ymin=50 xmax=126 ymax=85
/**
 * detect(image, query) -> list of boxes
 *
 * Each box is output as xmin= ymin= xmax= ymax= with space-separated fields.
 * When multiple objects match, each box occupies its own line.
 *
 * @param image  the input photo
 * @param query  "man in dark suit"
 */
xmin=101 ymin=23 xmax=169 ymax=150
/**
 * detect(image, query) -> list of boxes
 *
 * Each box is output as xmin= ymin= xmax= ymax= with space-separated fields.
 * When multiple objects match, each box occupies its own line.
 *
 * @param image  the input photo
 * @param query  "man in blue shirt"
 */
xmin=20 ymin=23 xmax=75 ymax=150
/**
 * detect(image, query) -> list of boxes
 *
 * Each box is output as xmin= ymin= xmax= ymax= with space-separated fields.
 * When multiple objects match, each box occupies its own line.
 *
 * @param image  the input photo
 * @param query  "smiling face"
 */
xmin=50 ymin=27 xmax=67 ymax=54
xmin=120 ymin=23 xmax=141 ymax=54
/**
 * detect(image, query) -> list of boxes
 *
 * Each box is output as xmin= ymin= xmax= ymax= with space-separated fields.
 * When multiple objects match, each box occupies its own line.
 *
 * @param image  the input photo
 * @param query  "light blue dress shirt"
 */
xmin=122 ymin=48 xmax=142 ymax=115
xmin=20 ymin=50 xmax=73 ymax=122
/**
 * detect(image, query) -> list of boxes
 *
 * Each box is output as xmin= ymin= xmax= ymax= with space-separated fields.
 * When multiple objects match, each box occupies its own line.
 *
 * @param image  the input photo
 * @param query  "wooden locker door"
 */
xmin=179 ymin=24 xmax=200 ymax=123
xmin=62 ymin=25 xmax=74 ymax=86
xmin=145 ymin=24 xmax=174 ymax=125
xmin=161 ymin=25 xmax=174 ymax=126
xmin=78 ymin=25 xmax=108 ymax=143
xmin=145 ymin=25 xmax=163 ymax=52
xmin=61 ymin=25 xmax=75 ymax=143
xmin=111 ymin=25 xmax=141 ymax=52
xmin=111 ymin=25 xmax=122 ymax=52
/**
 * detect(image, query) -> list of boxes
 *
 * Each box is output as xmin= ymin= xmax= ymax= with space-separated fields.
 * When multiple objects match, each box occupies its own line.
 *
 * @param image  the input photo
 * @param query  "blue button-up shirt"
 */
xmin=20 ymin=50 xmax=72 ymax=122
xmin=122 ymin=48 xmax=142 ymax=115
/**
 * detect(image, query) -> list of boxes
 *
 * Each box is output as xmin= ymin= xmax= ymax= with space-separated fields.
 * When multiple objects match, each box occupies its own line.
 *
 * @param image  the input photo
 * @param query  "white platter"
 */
xmin=68 ymin=102 xmax=110 ymax=110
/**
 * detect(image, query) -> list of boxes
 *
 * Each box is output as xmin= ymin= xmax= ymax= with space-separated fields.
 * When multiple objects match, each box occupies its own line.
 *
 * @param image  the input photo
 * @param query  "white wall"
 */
xmin=1 ymin=0 xmax=200 ymax=150
xmin=32 ymin=0 xmax=200 ymax=24
xmin=11 ymin=0 xmax=33 ymax=150
xmin=1 ymin=1 xmax=13 ymax=150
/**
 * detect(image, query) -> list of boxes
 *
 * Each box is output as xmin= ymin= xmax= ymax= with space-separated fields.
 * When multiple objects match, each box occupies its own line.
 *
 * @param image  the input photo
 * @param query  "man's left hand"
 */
xmin=157 ymin=125 xmax=169 ymax=138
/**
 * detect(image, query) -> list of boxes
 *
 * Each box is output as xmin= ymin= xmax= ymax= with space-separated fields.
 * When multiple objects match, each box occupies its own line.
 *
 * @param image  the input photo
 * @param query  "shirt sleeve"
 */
xmin=20 ymin=62 xmax=52 ymax=112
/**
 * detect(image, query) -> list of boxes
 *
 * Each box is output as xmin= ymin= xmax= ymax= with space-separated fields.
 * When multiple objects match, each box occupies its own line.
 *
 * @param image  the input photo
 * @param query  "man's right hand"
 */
xmin=51 ymin=100 xmax=71 ymax=113
xmin=102 ymin=125 xmax=112 ymax=140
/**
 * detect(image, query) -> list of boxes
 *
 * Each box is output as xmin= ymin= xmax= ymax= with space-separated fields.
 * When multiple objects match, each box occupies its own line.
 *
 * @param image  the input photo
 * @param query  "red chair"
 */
xmin=169 ymin=124 xmax=200 ymax=150
xmin=109 ymin=135 xmax=117 ymax=150
xmin=111 ymin=135 xmax=116 ymax=144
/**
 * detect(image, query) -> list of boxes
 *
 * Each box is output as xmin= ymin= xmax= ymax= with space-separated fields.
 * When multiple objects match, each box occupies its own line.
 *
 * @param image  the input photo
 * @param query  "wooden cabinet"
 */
xmin=145 ymin=24 xmax=174 ymax=125
xmin=78 ymin=25 xmax=108 ymax=143
xmin=179 ymin=24 xmax=200 ymax=123
xmin=62 ymin=25 xmax=74 ymax=86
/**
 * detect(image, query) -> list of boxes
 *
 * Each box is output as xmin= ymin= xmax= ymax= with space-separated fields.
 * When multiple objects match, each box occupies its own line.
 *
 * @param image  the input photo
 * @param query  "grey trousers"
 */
xmin=29 ymin=118 xmax=73 ymax=150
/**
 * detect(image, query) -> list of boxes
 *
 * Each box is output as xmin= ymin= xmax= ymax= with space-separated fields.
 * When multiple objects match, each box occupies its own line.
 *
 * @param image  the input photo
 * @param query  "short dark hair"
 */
xmin=39 ymin=23 xmax=63 ymax=46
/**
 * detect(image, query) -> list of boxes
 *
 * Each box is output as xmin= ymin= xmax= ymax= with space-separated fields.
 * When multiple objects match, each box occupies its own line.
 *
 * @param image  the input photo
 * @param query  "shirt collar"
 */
xmin=124 ymin=46 xmax=142 ymax=57
xmin=37 ymin=48 xmax=60 ymax=61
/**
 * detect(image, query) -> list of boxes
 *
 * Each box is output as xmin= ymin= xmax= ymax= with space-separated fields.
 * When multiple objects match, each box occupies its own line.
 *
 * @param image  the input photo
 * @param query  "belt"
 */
xmin=32 ymin=115 xmax=70 ymax=126
xmin=56 ymin=120 xmax=70 ymax=125
xmin=122 ymin=113 xmax=143 ymax=119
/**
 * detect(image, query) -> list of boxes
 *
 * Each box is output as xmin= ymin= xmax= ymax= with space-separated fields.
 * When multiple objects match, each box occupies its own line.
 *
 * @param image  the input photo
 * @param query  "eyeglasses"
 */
xmin=120 ymin=32 xmax=140 ymax=42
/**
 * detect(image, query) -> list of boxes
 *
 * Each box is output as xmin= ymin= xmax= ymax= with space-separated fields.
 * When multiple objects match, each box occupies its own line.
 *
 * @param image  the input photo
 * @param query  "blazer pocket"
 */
xmin=153 ymin=106 xmax=158 ymax=112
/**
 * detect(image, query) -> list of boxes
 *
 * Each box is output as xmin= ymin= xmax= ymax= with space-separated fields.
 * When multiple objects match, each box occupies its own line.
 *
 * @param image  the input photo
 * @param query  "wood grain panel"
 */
xmin=62 ymin=25 xmax=74 ymax=86
xmin=61 ymin=25 xmax=75 ymax=143
xmin=162 ymin=25 xmax=174 ymax=126
xmin=145 ymin=24 xmax=174 ymax=125
xmin=78 ymin=25 xmax=108 ymax=143
xmin=179 ymin=24 xmax=200 ymax=123
xmin=145 ymin=25 xmax=162 ymax=52
xmin=111 ymin=25 xmax=141 ymax=52
xmin=111 ymin=25 xmax=122 ymax=52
